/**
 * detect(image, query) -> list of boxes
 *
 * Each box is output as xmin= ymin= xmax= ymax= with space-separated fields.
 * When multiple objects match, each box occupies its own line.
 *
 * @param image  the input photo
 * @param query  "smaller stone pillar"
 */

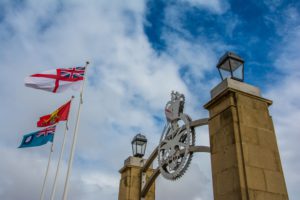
xmin=118 ymin=156 xmax=155 ymax=200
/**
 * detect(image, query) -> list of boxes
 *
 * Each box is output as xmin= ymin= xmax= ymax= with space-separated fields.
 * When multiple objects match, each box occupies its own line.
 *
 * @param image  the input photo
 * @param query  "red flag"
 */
xmin=37 ymin=100 xmax=71 ymax=127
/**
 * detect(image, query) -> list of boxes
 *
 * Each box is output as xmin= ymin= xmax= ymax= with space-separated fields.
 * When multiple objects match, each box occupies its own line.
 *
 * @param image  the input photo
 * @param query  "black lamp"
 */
xmin=216 ymin=51 xmax=244 ymax=82
xmin=131 ymin=133 xmax=147 ymax=158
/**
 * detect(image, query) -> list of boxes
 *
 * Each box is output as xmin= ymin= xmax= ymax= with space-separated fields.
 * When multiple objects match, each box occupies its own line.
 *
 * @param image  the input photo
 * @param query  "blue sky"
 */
xmin=144 ymin=0 xmax=300 ymax=88
xmin=0 ymin=0 xmax=299 ymax=199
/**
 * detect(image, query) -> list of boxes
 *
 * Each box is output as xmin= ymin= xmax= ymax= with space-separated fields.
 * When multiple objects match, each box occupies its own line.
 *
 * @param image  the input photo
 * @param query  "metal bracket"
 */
xmin=139 ymin=118 xmax=209 ymax=199
xmin=141 ymin=167 xmax=160 ymax=198
xmin=189 ymin=145 xmax=210 ymax=153
xmin=190 ymin=118 xmax=209 ymax=128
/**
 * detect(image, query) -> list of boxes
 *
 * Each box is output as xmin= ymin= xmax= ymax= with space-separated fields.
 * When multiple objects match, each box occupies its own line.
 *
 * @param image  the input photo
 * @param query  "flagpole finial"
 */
xmin=86 ymin=61 xmax=90 ymax=65
xmin=71 ymin=95 xmax=75 ymax=99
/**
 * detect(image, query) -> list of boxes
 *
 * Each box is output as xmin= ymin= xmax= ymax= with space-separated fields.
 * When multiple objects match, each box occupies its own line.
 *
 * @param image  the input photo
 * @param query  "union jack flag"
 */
xmin=60 ymin=67 xmax=85 ymax=79
xmin=36 ymin=125 xmax=56 ymax=137
xmin=25 ymin=65 xmax=87 ymax=93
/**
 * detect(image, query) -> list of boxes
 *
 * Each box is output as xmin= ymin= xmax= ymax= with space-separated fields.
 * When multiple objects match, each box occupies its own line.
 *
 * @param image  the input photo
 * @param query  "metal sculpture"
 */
xmin=158 ymin=91 xmax=195 ymax=180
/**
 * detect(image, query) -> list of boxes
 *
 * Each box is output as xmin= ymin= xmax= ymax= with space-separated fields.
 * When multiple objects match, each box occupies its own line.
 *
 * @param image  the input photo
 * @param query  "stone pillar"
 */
xmin=118 ymin=156 xmax=155 ymax=200
xmin=204 ymin=78 xmax=288 ymax=200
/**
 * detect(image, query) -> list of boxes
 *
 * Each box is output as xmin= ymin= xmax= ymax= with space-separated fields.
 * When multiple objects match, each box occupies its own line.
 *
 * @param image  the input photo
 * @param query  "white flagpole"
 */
xmin=62 ymin=62 xmax=89 ymax=200
xmin=40 ymin=143 xmax=54 ymax=200
xmin=50 ymin=97 xmax=74 ymax=200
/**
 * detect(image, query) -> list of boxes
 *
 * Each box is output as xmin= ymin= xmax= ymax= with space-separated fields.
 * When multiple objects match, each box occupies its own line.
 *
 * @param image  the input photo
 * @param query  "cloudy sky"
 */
xmin=0 ymin=0 xmax=299 ymax=199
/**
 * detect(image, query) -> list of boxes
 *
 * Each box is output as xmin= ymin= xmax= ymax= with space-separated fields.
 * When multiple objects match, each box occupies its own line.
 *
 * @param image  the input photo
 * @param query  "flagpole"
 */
xmin=40 ymin=143 xmax=54 ymax=200
xmin=62 ymin=61 xmax=89 ymax=200
xmin=50 ymin=96 xmax=74 ymax=200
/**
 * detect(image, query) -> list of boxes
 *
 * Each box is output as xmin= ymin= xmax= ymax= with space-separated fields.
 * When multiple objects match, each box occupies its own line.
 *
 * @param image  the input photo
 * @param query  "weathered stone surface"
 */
xmin=209 ymin=93 xmax=235 ymax=117
xmin=216 ymin=168 xmax=240 ymax=195
xmin=211 ymin=145 xmax=238 ymax=174
xmin=246 ymin=167 xmax=266 ymax=191
xmin=217 ymin=191 xmax=242 ymax=200
xmin=239 ymin=125 xmax=259 ymax=145
xmin=236 ymin=93 xmax=267 ymax=111
xmin=257 ymin=128 xmax=279 ymax=152
xmin=209 ymin=115 xmax=221 ymax=136
xmin=118 ymin=157 xmax=155 ymax=200
xmin=210 ymin=123 xmax=236 ymax=154
xmin=205 ymin=79 xmax=288 ymax=200
xmin=210 ymin=78 xmax=261 ymax=99
xmin=245 ymin=144 xmax=278 ymax=170
xmin=249 ymin=190 xmax=287 ymax=200
xmin=238 ymin=106 xmax=273 ymax=130
xmin=265 ymin=170 xmax=288 ymax=195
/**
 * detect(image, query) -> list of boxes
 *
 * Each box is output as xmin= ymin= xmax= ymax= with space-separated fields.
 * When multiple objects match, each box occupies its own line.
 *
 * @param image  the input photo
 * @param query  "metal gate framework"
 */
xmin=140 ymin=118 xmax=210 ymax=199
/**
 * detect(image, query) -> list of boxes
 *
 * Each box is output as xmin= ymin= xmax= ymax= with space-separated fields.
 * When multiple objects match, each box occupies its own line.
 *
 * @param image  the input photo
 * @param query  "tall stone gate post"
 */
xmin=118 ymin=156 xmax=155 ymax=200
xmin=204 ymin=78 xmax=289 ymax=200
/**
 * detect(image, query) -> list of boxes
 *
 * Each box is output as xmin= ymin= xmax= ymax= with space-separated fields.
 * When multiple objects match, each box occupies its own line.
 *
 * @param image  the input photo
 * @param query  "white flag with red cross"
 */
xmin=25 ymin=67 xmax=86 ymax=93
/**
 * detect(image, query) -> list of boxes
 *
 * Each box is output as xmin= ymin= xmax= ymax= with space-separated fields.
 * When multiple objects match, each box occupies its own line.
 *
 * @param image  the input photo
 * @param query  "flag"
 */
xmin=37 ymin=100 xmax=71 ymax=127
xmin=25 ymin=67 xmax=85 ymax=93
xmin=19 ymin=126 xmax=56 ymax=148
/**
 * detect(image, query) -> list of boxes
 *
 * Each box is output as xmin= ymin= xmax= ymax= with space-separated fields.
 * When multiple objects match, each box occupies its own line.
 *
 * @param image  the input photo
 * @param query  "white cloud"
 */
xmin=82 ymin=172 xmax=118 ymax=189
xmin=263 ymin=0 xmax=283 ymax=11
xmin=163 ymin=33 xmax=216 ymax=77
xmin=264 ymin=4 xmax=300 ymax=36
xmin=265 ymin=12 xmax=300 ymax=199
xmin=266 ymin=75 xmax=300 ymax=200
xmin=275 ymin=26 xmax=300 ymax=75
xmin=180 ymin=0 xmax=230 ymax=14
xmin=0 ymin=0 xmax=215 ymax=199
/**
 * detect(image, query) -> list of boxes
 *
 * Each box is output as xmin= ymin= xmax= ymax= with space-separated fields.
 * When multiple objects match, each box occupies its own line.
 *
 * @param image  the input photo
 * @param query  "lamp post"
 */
xmin=216 ymin=51 xmax=244 ymax=82
xmin=204 ymin=51 xmax=289 ymax=200
xmin=119 ymin=134 xmax=155 ymax=200
xmin=131 ymin=133 xmax=147 ymax=158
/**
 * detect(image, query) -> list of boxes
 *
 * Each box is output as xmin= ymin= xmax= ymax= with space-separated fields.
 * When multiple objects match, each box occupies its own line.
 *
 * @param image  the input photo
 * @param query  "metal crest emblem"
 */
xmin=158 ymin=91 xmax=195 ymax=180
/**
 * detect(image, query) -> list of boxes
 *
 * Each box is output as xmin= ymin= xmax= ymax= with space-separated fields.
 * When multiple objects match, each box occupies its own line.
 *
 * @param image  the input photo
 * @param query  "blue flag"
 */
xmin=19 ymin=126 xmax=56 ymax=148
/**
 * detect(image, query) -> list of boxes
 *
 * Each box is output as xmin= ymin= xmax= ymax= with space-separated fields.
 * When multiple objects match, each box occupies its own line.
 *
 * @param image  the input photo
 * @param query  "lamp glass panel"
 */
xmin=220 ymin=59 xmax=231 ymax=71
xmin=232 ymin=64 xmax=244 ymax=80
xmin=135 ymin=143 xmax=138 ymax=155
xmin=230 ymin=59 xmax=243 ymax=71
xmin=137 ymin=144 xmax=142 ymax=155
xmin=220 ymin=68 xmax=232 ymax=80
xmin=132 ymin=145 xmax=135 ymax=156
xmin=136 ymin=140 xmax=145 ymax=145
xmin=141 ymin=143 xmax=146 ymax=155
xmin=132 ymin=141 xmax=137 ymax=155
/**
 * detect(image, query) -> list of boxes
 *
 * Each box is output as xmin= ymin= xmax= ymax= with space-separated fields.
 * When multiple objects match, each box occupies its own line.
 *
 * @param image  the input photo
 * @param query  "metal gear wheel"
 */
xmin=158 ymin=114 xmax=195 ymax=180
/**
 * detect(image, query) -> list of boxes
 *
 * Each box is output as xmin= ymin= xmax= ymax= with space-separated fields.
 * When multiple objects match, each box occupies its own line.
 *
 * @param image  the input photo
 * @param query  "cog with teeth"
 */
xmin=158 ymin=91 xmax=195 ymax=180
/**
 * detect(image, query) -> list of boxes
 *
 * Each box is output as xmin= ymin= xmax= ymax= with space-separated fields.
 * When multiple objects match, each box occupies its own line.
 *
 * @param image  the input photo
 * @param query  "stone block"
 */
xmin=249 ymin=190 xmax=287 ymax=200
xmin=209 ymin=115 xmax=221 ymax=136
xmin=118 ymin=163 xmax=155 ymax=200
xmin=211 ymin=145 xmax=238 ymax=174
xmin=245 ymin=144 xmax=278 ymax=170
xmin=245 ymin=167 xmax=266 ymax=191
xmin=216 ymin=168 xmax=240 ymax=195
xmin=239 ymin=125 xmax=259 ymax=145
xmin=238 ymin=106 xmax=273 ymax=130
xmin=210 ymin=124 xmax=235 ymax=153
xmin=257 ymin=128 xmax=279 ymax=152
xmin=236 ymin=93 xmax=268 ymax=112
xmin=216 ymin=191 xmax=242 ymax=200
xmin=209 ymin=93 xmax=235 ymax=117
xmin=210 ymin=78 xmax=261 ymax=98
xmin=220 ymin=108 xmax=234 ymax=127
xmin=265 ymin=170 xmax=287 ymax=194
